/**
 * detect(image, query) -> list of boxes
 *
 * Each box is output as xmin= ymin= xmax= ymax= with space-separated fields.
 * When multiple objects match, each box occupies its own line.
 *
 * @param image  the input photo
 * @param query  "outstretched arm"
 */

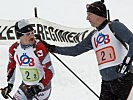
xmin=54 ymin=31 xmax=94 ymax=56
xmin=35 ymin=31 xmax=94 ymax=56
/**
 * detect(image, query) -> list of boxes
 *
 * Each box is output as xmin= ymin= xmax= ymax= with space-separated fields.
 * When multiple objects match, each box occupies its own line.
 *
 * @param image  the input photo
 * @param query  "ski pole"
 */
xmin=7 ymin=94 xmax=13 ymax=100
xmin=34 ymin=95 xmax=39 ymax=100
xmin=51 ymin=53 xmax=100 ymax=99
xmin=0 ymin=88 xmax=13 ymax=100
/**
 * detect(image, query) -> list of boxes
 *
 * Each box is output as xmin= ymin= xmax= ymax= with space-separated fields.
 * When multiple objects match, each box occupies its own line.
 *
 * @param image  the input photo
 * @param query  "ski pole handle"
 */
xmin=0 ymin=88 xmax=13 ymax=100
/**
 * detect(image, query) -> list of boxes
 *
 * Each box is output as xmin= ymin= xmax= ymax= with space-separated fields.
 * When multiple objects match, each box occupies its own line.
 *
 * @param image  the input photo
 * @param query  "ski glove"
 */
xmin=25 ymin=85 xmax=42 ymax=96
xmin=41 ymin=41 xmax=55 ymax=52
xmin=34 ymin=34 xmax=55 ymax=52
xmin=1 ymin=84 xmax=13 ymax=99
xmin=117 ymin=56 xmax=133 ymax=74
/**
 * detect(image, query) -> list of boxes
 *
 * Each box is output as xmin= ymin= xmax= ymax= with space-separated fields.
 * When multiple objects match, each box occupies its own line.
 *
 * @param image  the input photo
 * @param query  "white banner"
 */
xmin=0 ymin=18 xmax=94 ymax=46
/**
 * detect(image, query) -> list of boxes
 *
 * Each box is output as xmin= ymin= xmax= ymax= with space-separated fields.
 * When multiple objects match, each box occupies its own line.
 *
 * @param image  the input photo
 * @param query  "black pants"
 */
xmin=100 ymin=73 xmax=133 ymax=100
xmin=13 ymin=82 xmax=51 ymax=100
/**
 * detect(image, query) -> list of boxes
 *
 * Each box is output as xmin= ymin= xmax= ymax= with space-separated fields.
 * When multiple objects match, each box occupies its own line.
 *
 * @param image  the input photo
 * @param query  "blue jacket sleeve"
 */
xmin=111 ymin=20 xmax=133 ymax=57
xmin=54 ymin=31 xmax=94 ymax=56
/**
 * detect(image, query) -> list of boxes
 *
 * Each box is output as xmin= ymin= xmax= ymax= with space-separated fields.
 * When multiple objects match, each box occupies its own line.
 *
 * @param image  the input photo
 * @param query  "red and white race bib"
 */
xmin=96 ymin=46 xmax=116 ymax=65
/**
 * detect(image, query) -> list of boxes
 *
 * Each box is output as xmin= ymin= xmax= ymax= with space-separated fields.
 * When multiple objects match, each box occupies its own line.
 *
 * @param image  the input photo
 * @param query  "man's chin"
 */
xmin=29 ymin=39 xmax=35 ymax=45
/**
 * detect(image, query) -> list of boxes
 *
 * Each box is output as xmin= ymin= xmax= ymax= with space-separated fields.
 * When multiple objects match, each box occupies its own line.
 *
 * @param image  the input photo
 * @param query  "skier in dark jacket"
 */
xmin=37 ymin=0 xmax=133 ymax=99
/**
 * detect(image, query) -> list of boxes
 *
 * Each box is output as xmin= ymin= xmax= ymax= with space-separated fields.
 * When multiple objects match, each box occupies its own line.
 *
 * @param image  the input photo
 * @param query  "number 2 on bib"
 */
xmin=96 ymin=46 xmax=116 ymax=65
xmin=20 ymin=68 xmax=40 ymax=82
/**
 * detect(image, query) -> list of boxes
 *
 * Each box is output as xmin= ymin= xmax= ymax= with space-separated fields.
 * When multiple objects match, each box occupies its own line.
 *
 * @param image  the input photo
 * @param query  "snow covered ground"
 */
xmin=0 ymin=45 xmax=101 ymax=100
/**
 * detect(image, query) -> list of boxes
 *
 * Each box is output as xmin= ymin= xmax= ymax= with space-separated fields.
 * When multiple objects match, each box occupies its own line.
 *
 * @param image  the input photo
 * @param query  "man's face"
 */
xmin=20 ymin=31 xmax=35 ymax=45
xmin=86 ymin=12 xmax=100 ymax=27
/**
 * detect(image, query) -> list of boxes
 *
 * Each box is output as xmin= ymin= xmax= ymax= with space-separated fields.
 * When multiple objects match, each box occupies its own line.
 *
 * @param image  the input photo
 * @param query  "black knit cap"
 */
xmin=86 ymin=0 xmax=107 ymax=18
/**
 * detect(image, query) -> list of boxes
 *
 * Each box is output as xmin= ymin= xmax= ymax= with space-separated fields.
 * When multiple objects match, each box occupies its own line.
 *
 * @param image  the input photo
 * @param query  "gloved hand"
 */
xmin=1 ymin=84 xmax=13 ymax=99
xmin=117 ymin=56 xmax=133 ymax=74
xmin=34 ymin=34 xmax=55 ymax=52
xmin=34 ymin=34 xmax=42 ymax=41
xmin=25 ymin=85 xmax=42 ymax=96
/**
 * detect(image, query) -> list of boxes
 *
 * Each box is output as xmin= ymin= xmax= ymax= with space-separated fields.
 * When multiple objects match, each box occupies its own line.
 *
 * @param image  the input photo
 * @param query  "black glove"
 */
xmin=117 ymin=56 xmax=133 ymax=74
xmin=1 ymin=84 xmax=13 ymax=99
xmin=25 ymin=85 xmax=42 ymax=96
xmin=34 ymin=34 xmax=55 ymax=52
